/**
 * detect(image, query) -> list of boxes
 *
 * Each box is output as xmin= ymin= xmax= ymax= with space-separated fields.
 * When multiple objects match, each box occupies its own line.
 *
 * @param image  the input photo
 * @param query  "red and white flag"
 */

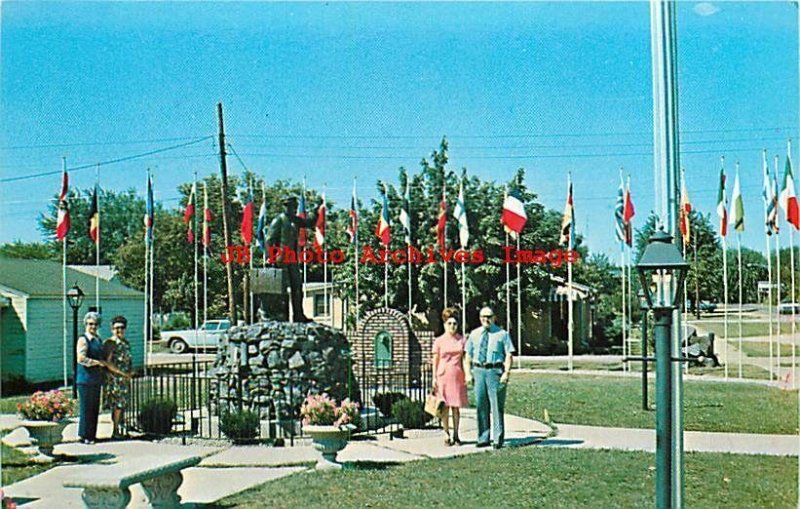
xmin=184 ymin=183 xmax=196 ymax=244
xmin=780 ymin=142 xmax=800 ymax=230
xmin=314 ymin=194 xmax=326 ymax=249
xmin=437 ymin=185 xmax=447 ymax=250
xmin=56 ymin=167 xmax=70 ymax=241
xmin=240 ymin=189 xmax=254 ymax=245
xmin=501 ymin=189 xmax=527 ymax=238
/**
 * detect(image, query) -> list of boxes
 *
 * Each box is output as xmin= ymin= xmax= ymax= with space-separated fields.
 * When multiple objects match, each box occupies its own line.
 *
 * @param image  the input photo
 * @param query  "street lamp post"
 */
xmin=66 ymin=284 xmax=85 ymax=398
xmin=636 ymin=229 xmax=689 ymax=509
xmin=638 ymin=289 xmax=649 ymax=411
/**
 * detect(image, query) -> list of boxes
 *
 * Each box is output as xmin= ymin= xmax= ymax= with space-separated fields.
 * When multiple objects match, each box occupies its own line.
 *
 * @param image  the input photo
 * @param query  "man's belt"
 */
xmin=472 ymin=362 xmax=504 ymax=369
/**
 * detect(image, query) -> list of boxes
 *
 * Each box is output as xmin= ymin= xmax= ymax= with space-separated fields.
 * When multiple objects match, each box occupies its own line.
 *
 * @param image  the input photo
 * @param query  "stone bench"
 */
xmin=63 ymin=454 xmax=201 ymax=508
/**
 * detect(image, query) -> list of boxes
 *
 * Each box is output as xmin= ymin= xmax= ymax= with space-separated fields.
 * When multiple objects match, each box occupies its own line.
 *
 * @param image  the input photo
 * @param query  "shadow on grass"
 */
xmin=345 ymin=461 xmax=403 ymax=470
xmin=536 ymin=438 xmax=585 ymax=447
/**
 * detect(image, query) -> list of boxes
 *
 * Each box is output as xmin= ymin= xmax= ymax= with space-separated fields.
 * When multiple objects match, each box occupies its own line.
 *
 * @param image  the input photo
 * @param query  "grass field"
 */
xmin=0 ymin=441 xmax=51 ymax=486
xmin=738 ymin=341 xmax=795 ymax=358
xmin=506 ymin=373 xmax=797 ymax=434
xmin=696 ymin=321 xmax=771 ymax=338
xmin=221 ymin=447 xmax=797 ymax=509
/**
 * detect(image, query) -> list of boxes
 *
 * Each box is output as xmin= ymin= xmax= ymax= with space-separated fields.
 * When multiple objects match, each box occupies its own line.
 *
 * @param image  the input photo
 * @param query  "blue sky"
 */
xmin=1 ymin=1 xmax=798 ymax=261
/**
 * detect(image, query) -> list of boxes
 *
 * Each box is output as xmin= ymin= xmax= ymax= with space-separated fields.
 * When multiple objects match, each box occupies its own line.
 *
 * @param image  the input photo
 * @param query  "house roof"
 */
xmin=0 ymin=257 xmax=142 ymax=299
xmin=68 ymin=265 xmax=118 ymax=281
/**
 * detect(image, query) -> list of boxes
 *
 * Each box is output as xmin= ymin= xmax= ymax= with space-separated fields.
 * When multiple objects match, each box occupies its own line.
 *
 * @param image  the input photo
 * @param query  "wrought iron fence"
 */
xmin=124 ymin=354 xmax=436 ymax=444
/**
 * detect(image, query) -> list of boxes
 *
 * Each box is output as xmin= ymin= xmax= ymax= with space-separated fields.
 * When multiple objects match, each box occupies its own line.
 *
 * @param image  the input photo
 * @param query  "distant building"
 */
xmin=302 ymin=282 xmax=346 ymax=330
xmin=0 ymin=257 xmax=144 ymax=384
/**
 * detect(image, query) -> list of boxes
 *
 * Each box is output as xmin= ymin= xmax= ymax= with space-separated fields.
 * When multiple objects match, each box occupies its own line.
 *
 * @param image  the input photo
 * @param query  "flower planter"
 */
xmin=304 ymin=424 xmax=349 ymax=470
xmin=20 ymin=419 xmax=70 ymax=459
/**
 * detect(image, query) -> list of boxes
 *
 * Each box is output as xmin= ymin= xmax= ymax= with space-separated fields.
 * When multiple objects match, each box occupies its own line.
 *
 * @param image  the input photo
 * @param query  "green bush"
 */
xmin=390 ymin=399 xmax=431 ymax=429
xmin=373 ymin=392 xmax=407 ymax=417
xmin=220 ymin=410 xmax=260 ymax=443
xmin=137 ymin=397 xmax=177 ymax=435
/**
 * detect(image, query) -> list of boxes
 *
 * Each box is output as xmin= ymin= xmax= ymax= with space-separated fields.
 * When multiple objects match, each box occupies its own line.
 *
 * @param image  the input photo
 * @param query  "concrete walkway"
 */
xmin=3 ymin=406 xmax=797 ymax=507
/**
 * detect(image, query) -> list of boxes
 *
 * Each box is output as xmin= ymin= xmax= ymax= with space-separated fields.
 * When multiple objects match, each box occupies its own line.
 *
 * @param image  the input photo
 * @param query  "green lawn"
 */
xmin=689 ymin=364 xmax=773 ymax=380
xmin=696 ymin=321 xmax=771 ymax=338
xmin=737 ymin=341 xmax=794 ymax=358
xmin=0 ymin=395 xmax=30 ymax=414
xmin=221 ymin=447 xmax=797 ymax=508
xmin=0 ymin=442 xmax=52 ymax=486
xmin=506 ymin=373 xmax=797 ymax=434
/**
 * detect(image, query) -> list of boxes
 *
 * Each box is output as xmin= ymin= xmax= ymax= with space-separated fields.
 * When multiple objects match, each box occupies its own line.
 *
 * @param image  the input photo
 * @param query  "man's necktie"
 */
xmin=478 ymin=330 xmax=489 ymax=364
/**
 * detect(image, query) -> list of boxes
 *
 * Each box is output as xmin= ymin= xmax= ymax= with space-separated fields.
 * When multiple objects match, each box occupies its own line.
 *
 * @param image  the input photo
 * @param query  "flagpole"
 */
xmin=148 ymin=173 xmax=155 ymax=367
xmin=61 ymin=157 xmax=68 ymax=390
xmin=407 ymin=178 xmax=412 ymax=323
xmin=143 ymin=170 xmax=150 ymax=376
xmin=443 ymin=180 xmax=448 ymax=308
xmin=383 ymin=183 xmax=389 ymax=308
xmin=683 ymin=242 xmax=689 ymax=375
xmin=506 ymin=231 xmax=511 ymax=331
xmin=203 ymin=182 xmax=209 ymax=351
xmin=792 ymin=226 xmax=797 ymax=388
xmin=737 ymin=233 xmax=743 ymax=379
xmin=353 ymin=178 xmax=360 ymax=328
xmin=322 ymin=187 xmax=328 ymax=319
xmin=302 ymin=176 xmax=307 ymax=306
xmin=568 ymin=246 xmax=574 ymax=373
xmin=765 ymin=150 xmax=775 ymax=381
xmin=95 ymin=165 xmax=100 ymax=310
xmin=516 ymin=234 xmax=522 ymax=370
xmin=249 ymin=178 xmax=255 ymax=324
xmin=627 ymin=244 xmax=633 ymax=369
xmin=777 ymin=205 xmax=783 ymax=380
xmin=193 ymin=173 xmax=199 ymax=368
xmin=621 ymin=243 xmax=627 ymax=372
xmin=723 ymin=233 xmax=729 ymax=380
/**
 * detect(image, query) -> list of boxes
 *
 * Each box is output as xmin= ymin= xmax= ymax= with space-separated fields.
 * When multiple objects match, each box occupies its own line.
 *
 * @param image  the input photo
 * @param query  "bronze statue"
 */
xmin=265 ymin=196 xmax=316 ymax=322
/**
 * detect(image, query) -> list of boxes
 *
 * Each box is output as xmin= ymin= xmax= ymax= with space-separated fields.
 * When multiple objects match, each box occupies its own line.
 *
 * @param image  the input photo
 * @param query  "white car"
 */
xmin=161 ymin=320 xmax=232 ymax=354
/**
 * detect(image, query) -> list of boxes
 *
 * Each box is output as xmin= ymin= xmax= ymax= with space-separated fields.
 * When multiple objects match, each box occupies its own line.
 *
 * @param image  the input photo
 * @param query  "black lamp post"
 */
xmin=638 ymin=289 xmax=649 ymax=411
xmin=66 ymin=283 xmax=85 ymax=398
xmin=636 ymin=229 xmax=689 ymax=509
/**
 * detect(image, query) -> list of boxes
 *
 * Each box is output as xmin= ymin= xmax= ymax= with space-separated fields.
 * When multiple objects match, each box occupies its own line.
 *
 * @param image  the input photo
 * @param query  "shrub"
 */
xmin=17 ymin=390 xmax=76 ymax=422
xmin=390 ymin=399 xmax=431 ymax=429
xmin=137 ymin=397 xmax=177 ymax=435
xmin=372 ymin=392 xmax=407 ymax=417
xmin=220 ymin=410 xmax=260 ymax=443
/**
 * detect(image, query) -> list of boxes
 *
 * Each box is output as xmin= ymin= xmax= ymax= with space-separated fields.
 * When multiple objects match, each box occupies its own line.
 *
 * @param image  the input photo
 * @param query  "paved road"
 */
xmin=147 ymin=352 xmax=216 ymax=365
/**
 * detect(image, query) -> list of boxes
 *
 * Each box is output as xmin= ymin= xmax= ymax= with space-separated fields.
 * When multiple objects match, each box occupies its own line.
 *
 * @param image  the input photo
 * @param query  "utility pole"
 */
xmin=217 ymin=102 xmax=237 ymax=324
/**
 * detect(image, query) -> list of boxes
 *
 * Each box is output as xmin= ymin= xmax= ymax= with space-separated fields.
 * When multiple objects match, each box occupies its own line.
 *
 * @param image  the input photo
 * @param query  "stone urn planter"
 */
xmin=304 ymin=425 xmax=349 ymax=470
xmin=20 ymin=419 xmax=70 ymax=460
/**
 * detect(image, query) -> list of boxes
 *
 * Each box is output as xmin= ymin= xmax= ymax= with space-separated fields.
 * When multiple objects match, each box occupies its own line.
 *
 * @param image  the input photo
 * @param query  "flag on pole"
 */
xmin=623 ymin=178 xmax=634 ymax=247
xmin=765 ymin=151 xmax=779 ymax=235
xmin=314 ymin=194 xmax=326 ymax=249
xmin=347 ymin=183 xmax=358 ymax=244
xmin=717 ymin=167 xmax=728 ymax=237
xmin=780 ymin=150 xmax=800 ymax=230
xmin=240 ymin=189 xmax=254 ymax=245
xmin=400 ymin=179 xmax=411 ymax=244
xmin=560 ymin=179 xmax=575 ymax=248
xmin=455 ymin=178 xmax=469 ymax=249
xmin=202 ymin=185 xmax=212 ymax=249
xmin=297 ymin=192 xmax=307 ymax=247
xmin=679 ymin=170 xmax=692 ymax=245
xmin=730 ymin=168 xmax=745 ymax=232
xmin=56 ymin=168 xmax=70 ymax=241
xmin=375 ymin=186 xmax=391 ymax=246
xmin=256 ymin=187 xmax=267 ymax=252
xmin=144 ymin=174 xmax=154 ymax=245
xmin=184 ymin=183 xmax=196 ymax=244
xmin=501 ymin=189 xmax=527 ymax=238
xmin=437 ymin=186 xmax=447 ymax=251
xmin=88 ymin=185 xmax=99 ymax=243
xmin=614 ymin=176 xmax=625 ymax=244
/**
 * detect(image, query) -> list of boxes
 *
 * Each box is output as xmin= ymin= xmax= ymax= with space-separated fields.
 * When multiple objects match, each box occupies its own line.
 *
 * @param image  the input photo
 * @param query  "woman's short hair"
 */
xmin=442 ymin=307 xmax=459 ymax=323
xmin=83 ymin=311 xmax=101 ymax=326
xmin=111 ymin=315 xmax=127 ymax=328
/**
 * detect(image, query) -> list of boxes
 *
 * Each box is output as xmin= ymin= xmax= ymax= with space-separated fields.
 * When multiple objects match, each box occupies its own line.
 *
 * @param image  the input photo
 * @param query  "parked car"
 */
xmin=160 ymin=320 xmax=231 ymax=354
xmin=779 ymin=303 xmax=800 ymax=315
xmin=699 ymin=301 xmax=717 ymax=312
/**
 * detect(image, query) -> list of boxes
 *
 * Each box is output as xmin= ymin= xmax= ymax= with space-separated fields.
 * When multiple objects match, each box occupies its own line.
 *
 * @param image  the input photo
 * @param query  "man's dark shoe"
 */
xmin=492 ymin=444 xmax=502 ymax=450
xmin=476 ymin=442 xmax=491 ymax=448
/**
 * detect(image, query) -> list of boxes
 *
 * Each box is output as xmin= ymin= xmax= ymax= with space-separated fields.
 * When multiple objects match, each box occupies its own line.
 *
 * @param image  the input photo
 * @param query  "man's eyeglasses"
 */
xmin=480 ymin=315 xmax=493 ymax=319
xmin=87 ymin=322 xmax=98 ymax=326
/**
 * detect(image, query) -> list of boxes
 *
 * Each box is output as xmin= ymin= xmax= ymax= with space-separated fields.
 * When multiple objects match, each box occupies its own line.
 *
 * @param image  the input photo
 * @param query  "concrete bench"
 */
xmin=63 ymin=454 xmax=201 ymax=508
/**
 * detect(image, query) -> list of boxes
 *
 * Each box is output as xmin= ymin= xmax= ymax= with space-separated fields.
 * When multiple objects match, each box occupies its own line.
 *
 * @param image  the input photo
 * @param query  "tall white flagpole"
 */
xmin=203 ymin=182 xmax=209 ymax=351
xmin=148 ymin=174 xmax=155 ymax=366
xmin=354 ymin=178 xmax=360 ymax=328
xmin=443 ymin=180 xmax=448 ymax=308
xmin=568 ymin=244 xmax=574 ymax=373
xmin=193 ymin=173 xmax=199 ymax=363
xmin=143 ymin=170 xmax=150 ymax=376
xmin=776 ymin=155 xmax=784 ymax=379
xmin=407 ymin=178 xmax=412 ymax=322
xmin=322 ymin=188 xmax=328 ymax=319
xmin=737 ymin=233 xmax=743 ymax=379
xmin=62 ymin=157 xmax=68 ymax=389
xmin=383 ymin=183 xmax=389 ymax=309
xmin=683 ymin=242 xmax=689 ymax=375
xmin=791 ymin=224 xmax=797 ymax=388
xmin=621 ymin=243 xmax=627 ymax=372
xmin=506 ymin=231 xmax=511 ymax=331
xmin=303 ymin=176 xmax=308 ymax=305
xmin=95 ymin=164 xmax=100 ymax=310
xmin=249 ymin=179 xmax=255 ymax=324
xmin=722 ymin=233 xmax=729 ymax=380
xmin=764 ymin=150 xmax=775 ymax=381
xmin=516 ymin=234 xmax=522 ymax=370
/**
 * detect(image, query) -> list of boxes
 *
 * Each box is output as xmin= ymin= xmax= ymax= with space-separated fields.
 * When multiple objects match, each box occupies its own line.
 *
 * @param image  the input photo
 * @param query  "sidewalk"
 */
xmin=1 ymin=409 xmax=551 ymax=507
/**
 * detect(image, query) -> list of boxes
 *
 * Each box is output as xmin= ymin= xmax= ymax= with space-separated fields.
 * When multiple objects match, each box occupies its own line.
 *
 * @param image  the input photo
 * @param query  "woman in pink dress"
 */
xmin=432 ymin=307 xmax=469 ymax=445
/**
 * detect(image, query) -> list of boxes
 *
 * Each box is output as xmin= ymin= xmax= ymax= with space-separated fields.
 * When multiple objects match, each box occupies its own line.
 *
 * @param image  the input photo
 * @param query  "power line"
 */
xmin=0 ymin=137 xmax=214 ymax=184
xmin=0 ymin=136 xmax=210 ymax=151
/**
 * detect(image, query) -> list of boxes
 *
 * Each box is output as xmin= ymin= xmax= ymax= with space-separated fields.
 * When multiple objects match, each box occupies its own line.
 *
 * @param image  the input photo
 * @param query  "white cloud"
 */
xmin=693 ymin=2 xmax=720 ymax=17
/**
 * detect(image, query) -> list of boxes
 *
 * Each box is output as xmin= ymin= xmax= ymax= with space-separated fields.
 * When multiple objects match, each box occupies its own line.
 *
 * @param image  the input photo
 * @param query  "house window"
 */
xmin=314 ymin=294 xmax=330 ymax=316
xmin=374 ymin=330 xmax=392 ymax=369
